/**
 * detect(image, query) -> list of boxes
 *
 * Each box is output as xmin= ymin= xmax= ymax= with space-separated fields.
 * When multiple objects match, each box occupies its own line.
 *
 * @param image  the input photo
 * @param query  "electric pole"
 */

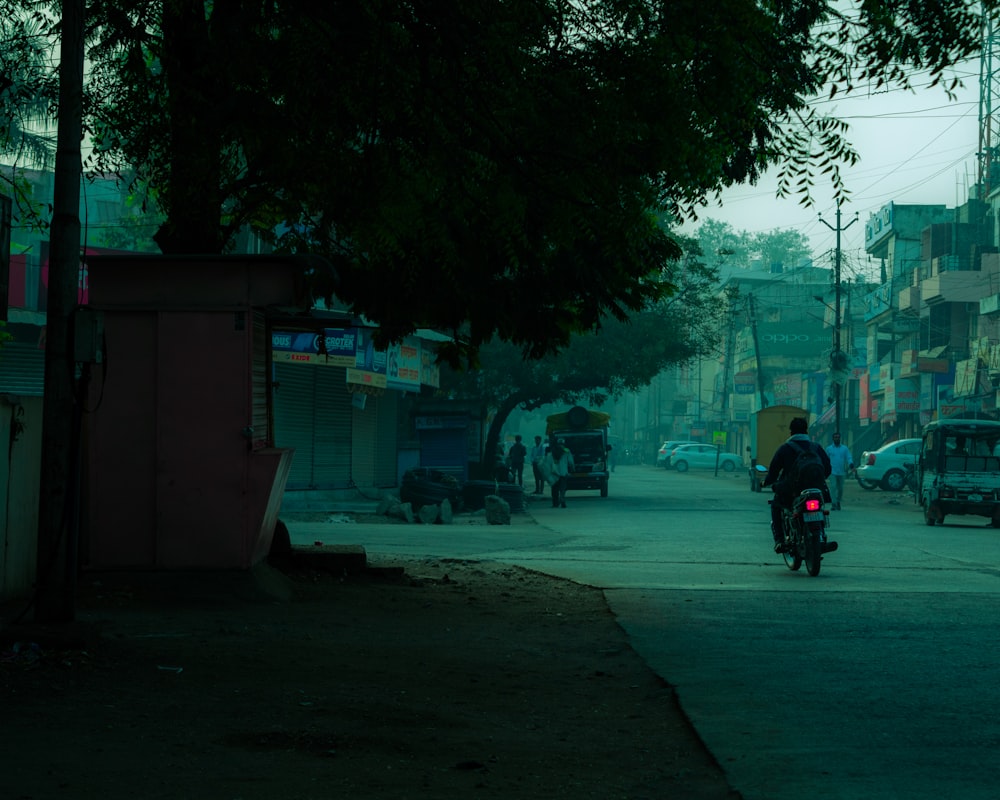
xmin=819 ymin=203 xmax=858 ymax=438
xmin=747 ymin=293 xmax=768 ymax=410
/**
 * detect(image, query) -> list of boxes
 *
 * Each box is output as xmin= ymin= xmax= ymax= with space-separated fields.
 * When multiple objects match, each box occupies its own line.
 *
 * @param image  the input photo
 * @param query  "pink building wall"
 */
xmin=84 ymin=255 xmax=318 ymax=570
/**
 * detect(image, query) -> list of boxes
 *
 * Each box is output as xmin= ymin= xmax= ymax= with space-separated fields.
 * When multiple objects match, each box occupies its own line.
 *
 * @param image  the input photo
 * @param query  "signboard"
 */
xmin=955 ymin=358 xmax=978 ymax=397
xmin=386 ymin=337 xmax=422 ymax=392
xmin=272 ymin=327 xmax=358 ymax=366
xmin=771 ymin=373 xmax=803 ymax=405
xmin=755 ymin=320 xmax=827 ymax=359
xmin=421 ymin=348 xmax=441 ymax=388
xmin=347 ymin=327 xmax=387 ymax=389
xmin=734 ymin=370 xmax=756 ymax=395
xmin=883 ymin=377 xmax=919 ymax=414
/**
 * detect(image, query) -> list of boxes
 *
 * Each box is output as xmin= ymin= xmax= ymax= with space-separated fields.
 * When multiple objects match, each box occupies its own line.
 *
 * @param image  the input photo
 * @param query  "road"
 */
xmin=287 ymin=465 xmax=1000 ymax=799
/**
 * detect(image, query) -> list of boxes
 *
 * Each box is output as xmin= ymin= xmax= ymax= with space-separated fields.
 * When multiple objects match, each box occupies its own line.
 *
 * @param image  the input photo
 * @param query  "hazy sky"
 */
xmin=679 ymin=60 xmax=982 ymax=284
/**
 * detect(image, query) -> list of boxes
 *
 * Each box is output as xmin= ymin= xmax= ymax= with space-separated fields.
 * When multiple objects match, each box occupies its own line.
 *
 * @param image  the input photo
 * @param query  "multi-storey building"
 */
xmin=862 ymin=200 xmax=999 ymax=442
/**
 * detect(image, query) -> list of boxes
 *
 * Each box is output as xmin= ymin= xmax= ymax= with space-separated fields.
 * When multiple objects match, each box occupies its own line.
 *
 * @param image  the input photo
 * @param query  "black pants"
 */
xmin=771 ymin=496 xmax=790 ymax=541
xmin=551 ymin=476 xmax=567 ymax=507
xmin=511 ymin=462 xmax=524 ymax=486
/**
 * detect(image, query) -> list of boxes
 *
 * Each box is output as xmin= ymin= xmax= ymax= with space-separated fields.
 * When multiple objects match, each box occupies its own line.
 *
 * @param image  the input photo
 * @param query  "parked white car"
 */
xmin=670 ymin=444 xmax=743 ymax=473
xmin=856 ymin=438 xmax=921 ymax=491
xmin=657 ymin=440 xmax=700 ymax=468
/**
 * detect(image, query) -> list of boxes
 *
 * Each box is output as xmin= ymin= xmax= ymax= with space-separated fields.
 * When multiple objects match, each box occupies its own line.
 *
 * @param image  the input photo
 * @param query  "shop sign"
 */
xmin=272 ymin=327 xmax=358 ymax=366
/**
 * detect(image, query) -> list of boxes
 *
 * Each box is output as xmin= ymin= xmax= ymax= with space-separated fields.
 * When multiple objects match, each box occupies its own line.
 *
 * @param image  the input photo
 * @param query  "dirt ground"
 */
xmin=1 ymin=524 xmax=740 ymax=800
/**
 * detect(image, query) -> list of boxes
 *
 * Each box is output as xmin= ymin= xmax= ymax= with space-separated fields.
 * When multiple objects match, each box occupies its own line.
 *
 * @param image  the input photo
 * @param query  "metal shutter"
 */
xmin=312 ymin=367 xmax=352 ymax=488
xmin=351 ymin=393 xmax=377 ymax=488
xmin=272 ymin=363 xmax=316 ymax=489
xmin=250 ymin=311 xmax=269 ymax=445
xmin=420 ymin=429 xmax=468 ymax=481
xmin=374 ymin=391 xmax=398 ymax=487
xmin=0 ymin=342 xmax=45 ymax=397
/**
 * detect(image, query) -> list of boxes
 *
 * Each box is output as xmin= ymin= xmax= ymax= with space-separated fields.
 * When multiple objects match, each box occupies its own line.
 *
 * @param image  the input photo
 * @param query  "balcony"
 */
xmin=921 ymin=270 xmax=993 ymax=305
xmin=898 ymin=285 xmax=921 ymax=314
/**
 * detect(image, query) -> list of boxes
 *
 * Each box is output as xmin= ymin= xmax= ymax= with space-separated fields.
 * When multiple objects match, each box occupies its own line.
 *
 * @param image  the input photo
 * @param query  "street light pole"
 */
xmin=819 ymin=203 xmax=858 ymax=438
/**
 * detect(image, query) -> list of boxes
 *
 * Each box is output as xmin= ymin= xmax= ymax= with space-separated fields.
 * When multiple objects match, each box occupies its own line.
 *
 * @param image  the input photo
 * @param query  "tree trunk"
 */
xmin=154 ymin=0 xmax=223 ymax=254
xmin=481 ymin=394 xmax=530 ymax=480
xmin=35 ymin=0 xmax=84 ymax=622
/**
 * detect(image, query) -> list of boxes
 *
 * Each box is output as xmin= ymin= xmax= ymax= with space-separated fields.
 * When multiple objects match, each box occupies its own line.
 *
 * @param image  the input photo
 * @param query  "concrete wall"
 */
xmin=0 ymin=395 xmax=43 ymax=602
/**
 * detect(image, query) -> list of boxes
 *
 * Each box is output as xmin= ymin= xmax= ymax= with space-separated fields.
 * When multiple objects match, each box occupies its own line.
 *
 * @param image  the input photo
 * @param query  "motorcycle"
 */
xmin=772 ymin=486 xmax=838 ymax=577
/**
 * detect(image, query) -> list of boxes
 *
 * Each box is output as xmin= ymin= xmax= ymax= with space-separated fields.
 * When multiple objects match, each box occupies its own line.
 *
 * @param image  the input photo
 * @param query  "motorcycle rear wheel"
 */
xmin=805 ymin=528 xmax=822 ymax=576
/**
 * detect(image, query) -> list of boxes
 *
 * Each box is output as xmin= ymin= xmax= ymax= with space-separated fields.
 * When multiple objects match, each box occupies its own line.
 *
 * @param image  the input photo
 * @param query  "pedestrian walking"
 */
xmin=544 ymin=438 xmax=575 ymax=508
xmin=825 ymin=432 xmax=854 ymax=510
xmin=530 ymin=435 xmax=546 ymax=494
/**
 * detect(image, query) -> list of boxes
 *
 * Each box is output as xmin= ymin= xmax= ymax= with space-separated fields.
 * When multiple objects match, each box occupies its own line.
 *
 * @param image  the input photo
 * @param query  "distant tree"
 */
xmin=440 ymin=238 xmax=722 ymax=467
xmin=14 ymin=0 xmax=994 ymax=364
xmin=747 ymin=229 xmax=814 ymax=271
xmin=695 ymin=221 xmax=751 ymax=271
xmin=696 ymin=221 xmax=814 ymax=273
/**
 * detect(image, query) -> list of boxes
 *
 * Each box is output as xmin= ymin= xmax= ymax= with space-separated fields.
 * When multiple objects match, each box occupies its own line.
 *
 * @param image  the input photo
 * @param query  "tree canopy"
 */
xmin=439 ymin=237 xmax=722 ymax=462
xmin=7 ymin=0 xmax=995 ymax=364
xmin=694 ymin=220 xmax=814 ymax=273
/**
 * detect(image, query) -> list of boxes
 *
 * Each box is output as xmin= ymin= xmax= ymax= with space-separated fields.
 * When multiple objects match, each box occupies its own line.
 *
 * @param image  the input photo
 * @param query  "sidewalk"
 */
xmin=1 ymin=544 xmax=739 ymax=800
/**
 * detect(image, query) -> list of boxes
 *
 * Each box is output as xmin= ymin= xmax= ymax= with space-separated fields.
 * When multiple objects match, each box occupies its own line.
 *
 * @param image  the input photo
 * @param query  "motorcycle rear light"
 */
xmin=805 ymin=498 xmax=821 ymax=512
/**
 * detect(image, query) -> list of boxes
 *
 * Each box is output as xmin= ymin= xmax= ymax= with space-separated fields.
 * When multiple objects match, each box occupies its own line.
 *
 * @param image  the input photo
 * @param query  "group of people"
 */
xmin=499 ymin=434 xmax=575 ymax=508
xmin=763 ymin=417 xmax=854 ymax=554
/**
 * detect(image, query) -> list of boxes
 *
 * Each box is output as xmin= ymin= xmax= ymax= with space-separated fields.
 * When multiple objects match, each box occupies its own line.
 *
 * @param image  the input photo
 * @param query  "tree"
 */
xmin=747 ymin=229 xmax=813 ymax=271
xmin=18 ymin=0 xmax=997 ymax=365
xmin=439 ymin=239 xmax=722 ymax=466
xmin=695 ymin=220 xmax=751 ymax=272
xmin=695 ymin=220 xmax=814 ymax=277
xmin=0 ymin=10 xmax=57 ymax=232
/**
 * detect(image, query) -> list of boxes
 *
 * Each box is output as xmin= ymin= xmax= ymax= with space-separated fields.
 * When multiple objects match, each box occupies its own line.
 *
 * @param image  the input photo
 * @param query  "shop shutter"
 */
xmin=351 ymin=393 xmax=377 ymax=488
xmin=250 ymin=311 xmax=269 ymax=445
xmin=312 ymin=367 xmax=352 ymax=488
xmin=0 ymin=342 xmax=45 ymax=396
xmin=273 ymin=363 xmax=316 ymax=489
xmin=420 ymin=428 xmax=468 ymax=481
xmin=374 ymin=392 xmax=398 ymax=487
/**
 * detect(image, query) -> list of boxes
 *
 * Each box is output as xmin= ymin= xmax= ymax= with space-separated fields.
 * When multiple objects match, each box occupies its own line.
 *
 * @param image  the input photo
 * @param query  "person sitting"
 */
xmin=762 ymin=417 xmax=831 ymax=553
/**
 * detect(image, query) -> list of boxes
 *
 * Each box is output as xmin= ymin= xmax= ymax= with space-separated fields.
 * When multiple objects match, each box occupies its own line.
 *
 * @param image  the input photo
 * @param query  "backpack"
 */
xmin=787 ymin=440 xmax=827 ymax=493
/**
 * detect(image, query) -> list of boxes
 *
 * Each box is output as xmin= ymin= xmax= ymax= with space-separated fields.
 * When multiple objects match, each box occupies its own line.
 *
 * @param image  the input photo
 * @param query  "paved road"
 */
xmin=286 ymin=466 xmax=1000 ymax=799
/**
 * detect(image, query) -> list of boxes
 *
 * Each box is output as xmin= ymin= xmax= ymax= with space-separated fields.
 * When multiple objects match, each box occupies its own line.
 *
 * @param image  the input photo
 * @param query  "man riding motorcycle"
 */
xmin=762 ymin=417 xmax=832 ymax=553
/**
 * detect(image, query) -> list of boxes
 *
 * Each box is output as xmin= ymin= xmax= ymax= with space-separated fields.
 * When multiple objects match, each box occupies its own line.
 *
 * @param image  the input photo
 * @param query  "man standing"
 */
xmin=508 ymin=434 xmax=527 ymax=487
xmin=825 ymin=432 xmax=854 ymax=510
xmin=530 ymin=435 xmax=546 ymax=494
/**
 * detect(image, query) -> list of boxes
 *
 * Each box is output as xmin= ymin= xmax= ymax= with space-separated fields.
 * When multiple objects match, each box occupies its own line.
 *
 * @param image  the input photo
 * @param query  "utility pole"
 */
xmin=819 ymin=203 xmax=858 ymax=438
xmin=718 ymin=287 xmax=740 ymax=426
xmin=747 ymin=293 xmax=768 ymax=410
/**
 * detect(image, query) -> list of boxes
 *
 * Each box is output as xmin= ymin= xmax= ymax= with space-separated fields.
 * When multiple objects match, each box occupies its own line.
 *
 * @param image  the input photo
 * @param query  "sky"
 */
xmin=678 ymin=59 xmax=983 ymax=286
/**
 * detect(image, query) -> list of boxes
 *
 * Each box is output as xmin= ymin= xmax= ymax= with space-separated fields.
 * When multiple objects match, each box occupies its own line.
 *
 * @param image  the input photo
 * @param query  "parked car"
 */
xmin=657 ymin=440 xmax=700 ymax=468
xmin=670 ymin=444 xmax=743 ymax=473
xmin=856 ymin=438 xmax=922 ymax=491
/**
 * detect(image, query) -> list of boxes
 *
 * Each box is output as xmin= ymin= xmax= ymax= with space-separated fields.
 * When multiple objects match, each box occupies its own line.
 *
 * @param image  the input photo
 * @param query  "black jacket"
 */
xmin=763 ymin=434 xmax=832 ymax=500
